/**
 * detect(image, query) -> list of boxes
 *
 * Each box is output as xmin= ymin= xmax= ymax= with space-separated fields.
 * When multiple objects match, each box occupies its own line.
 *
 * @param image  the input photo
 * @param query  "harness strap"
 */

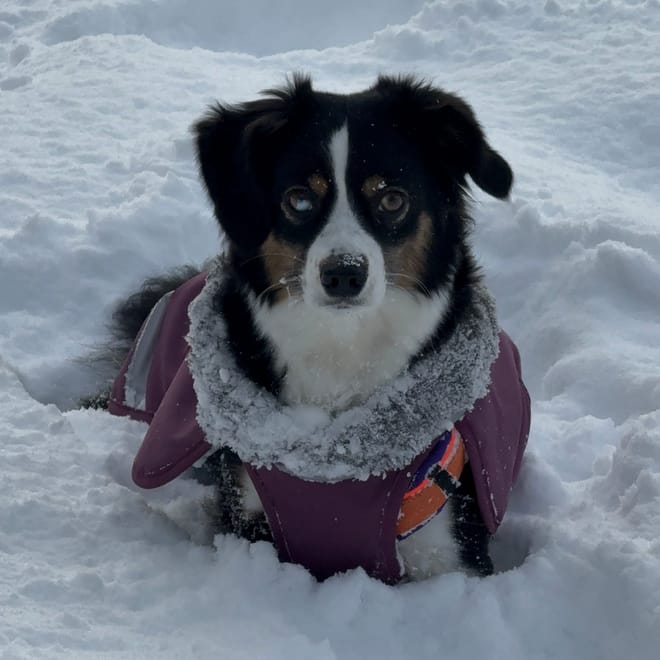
xmin=396 ymin=428 xmax=465 ymax=539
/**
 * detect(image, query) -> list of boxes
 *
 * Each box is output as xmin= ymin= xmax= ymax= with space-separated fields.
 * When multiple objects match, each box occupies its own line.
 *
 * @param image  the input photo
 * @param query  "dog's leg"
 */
xmin=79 ymin=392 xmax=110 ymax=409
xmin=196 ymin=448 xmax=272 ymax=543
xmin=451 ymin=467 xmax=494 ymax=576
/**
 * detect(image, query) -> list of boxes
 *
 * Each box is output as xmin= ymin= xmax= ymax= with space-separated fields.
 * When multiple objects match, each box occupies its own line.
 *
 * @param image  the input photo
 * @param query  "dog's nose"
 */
xmin=319 ymin=254 xmax=368 ymax=298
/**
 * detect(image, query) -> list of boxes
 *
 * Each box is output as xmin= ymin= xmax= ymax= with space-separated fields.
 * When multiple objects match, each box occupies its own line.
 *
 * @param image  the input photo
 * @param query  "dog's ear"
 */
xmin=193 ymin=76 xmax=313 ymax=249
xmin=375 ymin=77 xmax=513 ymax=199
xmin=426 ymin=98 xmax=513 ymax=199
xmin=193 ymin=100 xmax=284 ymax=249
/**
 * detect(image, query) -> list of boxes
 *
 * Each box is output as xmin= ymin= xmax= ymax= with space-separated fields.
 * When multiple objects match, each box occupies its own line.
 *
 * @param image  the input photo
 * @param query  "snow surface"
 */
xmin=1 ymin=0 xmax=659 ymax=658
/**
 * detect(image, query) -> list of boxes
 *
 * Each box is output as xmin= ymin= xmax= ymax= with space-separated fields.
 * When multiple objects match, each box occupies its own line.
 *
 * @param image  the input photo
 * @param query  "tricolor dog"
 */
xmin=102 ymin=75 xmax=530 ymax=583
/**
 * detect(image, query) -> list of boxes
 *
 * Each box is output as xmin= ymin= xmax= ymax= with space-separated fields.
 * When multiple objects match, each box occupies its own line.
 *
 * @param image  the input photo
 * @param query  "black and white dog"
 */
xmin=194 ymin=75 xmax=510 ymax=412
xmin=101 ymin=75 xmax=521 ymax=580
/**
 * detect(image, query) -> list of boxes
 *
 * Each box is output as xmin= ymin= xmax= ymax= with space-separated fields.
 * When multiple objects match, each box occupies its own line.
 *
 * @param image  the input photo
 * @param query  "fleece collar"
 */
xmin=186 ymin=257 xmax=500 ymax=482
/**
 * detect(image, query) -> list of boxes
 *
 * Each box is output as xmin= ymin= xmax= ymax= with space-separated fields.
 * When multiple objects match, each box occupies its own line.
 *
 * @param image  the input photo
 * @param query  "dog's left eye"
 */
xmin=283 ymin=187 xmax=316 ymax=218
xmin=376 ymin=189 xmax=408 ymax=220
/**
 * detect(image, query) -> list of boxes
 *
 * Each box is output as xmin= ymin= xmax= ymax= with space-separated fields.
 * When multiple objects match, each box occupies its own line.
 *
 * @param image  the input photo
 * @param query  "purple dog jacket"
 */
xmin=109 ymin=272 xmax=530 ymax=583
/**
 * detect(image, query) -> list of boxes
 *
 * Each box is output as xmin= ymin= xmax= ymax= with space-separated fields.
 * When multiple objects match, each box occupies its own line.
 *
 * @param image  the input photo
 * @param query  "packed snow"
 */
xmin=1 ymin=0 xmax=659 ymax=658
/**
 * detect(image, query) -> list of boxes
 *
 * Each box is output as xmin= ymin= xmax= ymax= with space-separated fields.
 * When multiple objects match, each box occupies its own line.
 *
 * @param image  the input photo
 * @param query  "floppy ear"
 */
xmin=194 ymin=76 xmax=315 ymax=249
xmin=194 ymin=81 xmax=314 ymax=249
xmin=193 ymin=100 xmax=280 ymax=248
xmin=374 ymin=77 xmax=513 ymax=198
xmin=427 ymin=99 xmax=513 ymax=199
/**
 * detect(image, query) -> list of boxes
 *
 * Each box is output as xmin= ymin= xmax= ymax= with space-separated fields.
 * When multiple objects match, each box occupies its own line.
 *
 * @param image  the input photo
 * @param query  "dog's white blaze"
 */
xmin=302 ymin=124 xmax=386 ymax=309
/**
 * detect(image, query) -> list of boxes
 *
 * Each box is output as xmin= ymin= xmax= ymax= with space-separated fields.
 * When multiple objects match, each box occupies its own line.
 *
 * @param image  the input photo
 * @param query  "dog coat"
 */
xmin=109 ymin=269 xmax=530 ymax=583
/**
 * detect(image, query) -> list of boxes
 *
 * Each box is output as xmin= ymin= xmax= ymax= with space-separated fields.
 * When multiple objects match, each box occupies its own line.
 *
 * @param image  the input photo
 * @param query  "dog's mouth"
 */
xmin=318 ymin=298 xmax=366 ymax=310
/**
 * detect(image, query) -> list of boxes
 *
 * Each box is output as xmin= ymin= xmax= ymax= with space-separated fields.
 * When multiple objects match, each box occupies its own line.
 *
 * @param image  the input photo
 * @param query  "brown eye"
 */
xmin=377 ymin=189 xmax=408 ymax=217
xmin=283 ymin=187 xmax=316 ymax=219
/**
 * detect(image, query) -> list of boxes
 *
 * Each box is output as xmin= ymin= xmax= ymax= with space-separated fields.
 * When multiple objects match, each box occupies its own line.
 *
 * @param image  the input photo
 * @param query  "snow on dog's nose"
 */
xmin=319 ymin=253 xmax=368 ymax=299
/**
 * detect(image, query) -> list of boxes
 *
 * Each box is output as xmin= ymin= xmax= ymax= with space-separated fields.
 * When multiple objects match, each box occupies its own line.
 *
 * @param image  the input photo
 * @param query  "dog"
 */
xmin=97 ymin=75 xmax=530 ymax=582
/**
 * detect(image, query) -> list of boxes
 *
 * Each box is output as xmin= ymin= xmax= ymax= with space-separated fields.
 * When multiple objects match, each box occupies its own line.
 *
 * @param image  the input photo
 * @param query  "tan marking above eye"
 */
xmin=361 ymin=175 xmax=387 ymax=198
xmin=308 ymin=174 xmax=328 ymax=198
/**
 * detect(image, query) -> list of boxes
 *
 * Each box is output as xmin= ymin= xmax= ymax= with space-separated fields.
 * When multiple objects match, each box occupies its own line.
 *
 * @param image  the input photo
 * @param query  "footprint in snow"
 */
xmin=0 ymin=75 xmax=31 ymax=90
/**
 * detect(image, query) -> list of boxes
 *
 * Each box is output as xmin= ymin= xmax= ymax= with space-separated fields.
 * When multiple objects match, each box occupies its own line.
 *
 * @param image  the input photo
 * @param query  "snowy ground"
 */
xmin=1 ymin=0 xmax=659 ymax=658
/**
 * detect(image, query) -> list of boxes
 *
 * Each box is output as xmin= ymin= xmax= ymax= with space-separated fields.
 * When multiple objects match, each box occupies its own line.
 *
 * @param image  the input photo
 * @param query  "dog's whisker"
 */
xmin=385 ymin=282 xmax=412 ymax=296
xmin=255 ymin=276 xmax=302 ymax=305
xmin=387 ymin=272 xmax=433 ymax=298
xmin=255 ymin=282 xmax=285 ymax=304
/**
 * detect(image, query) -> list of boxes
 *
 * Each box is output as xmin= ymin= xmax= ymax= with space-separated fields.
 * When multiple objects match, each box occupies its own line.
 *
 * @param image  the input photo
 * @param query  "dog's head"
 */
xmin=194 ymin=75 xmax=512 ymax=310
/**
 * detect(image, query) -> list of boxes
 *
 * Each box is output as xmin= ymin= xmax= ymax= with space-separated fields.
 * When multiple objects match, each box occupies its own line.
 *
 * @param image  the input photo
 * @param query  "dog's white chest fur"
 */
xmin=251 ymin=288 xmax=449 ymax=410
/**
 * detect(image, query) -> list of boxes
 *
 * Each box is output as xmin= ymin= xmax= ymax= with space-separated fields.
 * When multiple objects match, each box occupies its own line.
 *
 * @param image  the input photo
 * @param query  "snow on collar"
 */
xmin=186 ymin=257 xmax=500 ymax=482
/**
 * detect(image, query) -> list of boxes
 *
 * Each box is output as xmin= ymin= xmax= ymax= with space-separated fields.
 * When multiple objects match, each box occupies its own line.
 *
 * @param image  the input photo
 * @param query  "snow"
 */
xmin=1 ymin=0 xmax=659 ymax=657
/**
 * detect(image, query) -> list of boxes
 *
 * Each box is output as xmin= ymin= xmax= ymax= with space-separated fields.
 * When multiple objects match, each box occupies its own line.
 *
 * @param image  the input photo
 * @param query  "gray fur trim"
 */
xmin=186 ymin=257 xmax=499 ymax=482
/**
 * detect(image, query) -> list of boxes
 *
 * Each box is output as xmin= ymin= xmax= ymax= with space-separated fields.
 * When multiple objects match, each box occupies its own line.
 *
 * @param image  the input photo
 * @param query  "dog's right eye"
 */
xmin=283 ymin=187 xmax=317 ymax=220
